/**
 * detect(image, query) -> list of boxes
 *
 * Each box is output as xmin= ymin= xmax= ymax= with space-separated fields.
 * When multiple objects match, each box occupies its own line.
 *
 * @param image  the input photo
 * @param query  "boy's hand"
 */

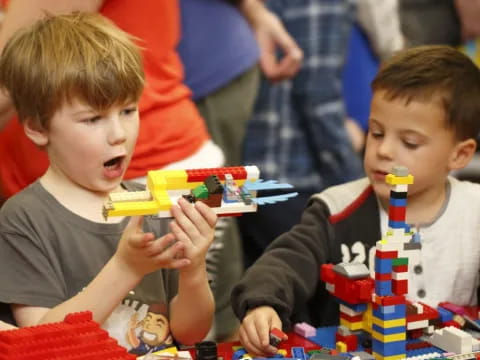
xmin=115 ymin=216 xmax=190 ymax=278
xmin=239 ymin=306 xmax=283 ymax=356
xmin=169 ymin=197 xmax=217 ymax=272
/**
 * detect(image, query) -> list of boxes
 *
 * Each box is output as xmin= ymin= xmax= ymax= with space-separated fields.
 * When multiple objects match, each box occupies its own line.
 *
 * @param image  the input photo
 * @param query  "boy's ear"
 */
xmin=449 ymin=138 xmax=477 ymax=171
xmin=23 ymin=118 xmax=49 ymax=147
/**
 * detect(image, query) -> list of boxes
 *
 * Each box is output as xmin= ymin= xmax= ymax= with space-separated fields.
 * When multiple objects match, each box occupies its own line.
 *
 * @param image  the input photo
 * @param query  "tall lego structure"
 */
xmin=322 ymin=166 xmax=421 ymax=360
xmin=371 ymin=166 xmax=413 ymax=360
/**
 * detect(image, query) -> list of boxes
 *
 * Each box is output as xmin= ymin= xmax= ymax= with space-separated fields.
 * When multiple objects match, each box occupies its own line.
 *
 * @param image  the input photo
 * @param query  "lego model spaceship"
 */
xmin=102 ymin=165 xmax=298 ymax=219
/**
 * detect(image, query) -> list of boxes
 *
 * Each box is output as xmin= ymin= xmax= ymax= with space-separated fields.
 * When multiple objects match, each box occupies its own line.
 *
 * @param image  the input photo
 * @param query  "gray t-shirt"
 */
xmin=0 ymin=180 xmax=178 ymax=354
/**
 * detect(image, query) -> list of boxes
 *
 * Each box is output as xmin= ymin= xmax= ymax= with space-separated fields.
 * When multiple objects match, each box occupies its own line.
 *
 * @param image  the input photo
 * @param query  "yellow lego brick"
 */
xmin=385 ymin=173 xmax=414 ymax=185
xmin=147 ymin=171 xmax=168 ymax=192
xmin=371 ymin=330 xmax=406 ymax=342
xmin=336 ymin=341 xmax=347 ymax=353
xmin=277 ymin=350 xmax=287 ymax=356
xmin=362 ymin=303 xmax=373 ymax=334
xmin=140 ymin=346 xmax=178 ymax=359
xmin=372 ymin=317 xmax=406 ymax=328
xmin=105 ymin=200 xmax=160 ymax=218
xmin=340 ymin=318 xmax=364 ymax=331
xmin=372 ymin=352 xmax=406 ymax=360
xmin=151 ymin=190 xmax=173 ymax=211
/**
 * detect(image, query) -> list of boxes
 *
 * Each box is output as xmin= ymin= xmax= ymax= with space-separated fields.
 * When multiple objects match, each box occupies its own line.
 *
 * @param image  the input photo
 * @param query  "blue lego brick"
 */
xmin=372 ymin=304 xmax=406 ymax=320
xmin=372 ymin=324 xmax=406 ymax=335
xmin=233 ymin=348 xmax=248 ymax=360
xmin=381 ymin=305 xmax=395 ymax=314
xmin=436 ymin=307 xmax=454 ymax=322
xmin=374 ymin=258 xmax=392 ymax=274
xmin=372 ymin=339 xmax=406 ymax=356
xmin=388 ymin=220 xmax=408 ymax=229
xmin=337 ymin=299 xmax=368 ymax=313
xmin=375 ymin=280 xmax=392 ymax=296
xmin=389 ymin=198 xmax=407 ymax=207
xmin=306 ymin=326 xmax=338 ymax=349
xmin=291 ymin=347 xmax=307 ymax=360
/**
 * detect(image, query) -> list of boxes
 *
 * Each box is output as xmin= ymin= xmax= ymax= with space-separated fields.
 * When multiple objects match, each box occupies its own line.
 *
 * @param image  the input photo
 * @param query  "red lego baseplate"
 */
xmin=0 ymin=311 xmax=135 ymax=360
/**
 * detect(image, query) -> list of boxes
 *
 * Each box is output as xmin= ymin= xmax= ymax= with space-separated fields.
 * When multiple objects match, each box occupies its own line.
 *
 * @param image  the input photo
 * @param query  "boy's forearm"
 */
xmin=37 ymin=256 xmax=142 ymax=325
xmin=169 ymin=265 xmax=214 ymax=345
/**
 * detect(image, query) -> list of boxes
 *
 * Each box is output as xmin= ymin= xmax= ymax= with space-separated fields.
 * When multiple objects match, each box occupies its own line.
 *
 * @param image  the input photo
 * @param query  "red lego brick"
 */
xmin=373 ymin=295 xmax=406 ymax=306
xmin=375 ymin=250 xmax=398 ymax=259
xmin=406 ymin=301 xmax=439 ymax=323
xmin=0 ymin=311 xmax=135 ymax=360
xmin=392 ymin=279 xmax=408 ymax=295
xmin=388 ymin=206 xmax=406 ymax=222
xmin=340 ymin=313 xmax=363 ymax=323
xmin=375 ymin=273 xmax=392 ymax=281
xmin=320 ymin=264 xmax=335 ymax=284
xmin=186 ymin=167 xmax=248 ymax=182
xmin=336 ymin=332 xmax=358 ymax=351
xmin=393 ymin=265 xmax=408 ymax=272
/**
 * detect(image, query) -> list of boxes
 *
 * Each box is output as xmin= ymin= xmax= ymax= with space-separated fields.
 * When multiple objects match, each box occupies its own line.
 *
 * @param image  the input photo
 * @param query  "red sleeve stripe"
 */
xmin=329 ymin=185 xmax=373 ymax=224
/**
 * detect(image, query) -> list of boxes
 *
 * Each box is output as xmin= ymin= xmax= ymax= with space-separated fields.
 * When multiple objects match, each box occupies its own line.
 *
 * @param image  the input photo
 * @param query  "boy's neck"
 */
xmin=380 ymin=179 xmax=449 ymax=225
xmin=40 ymin=168 xmax=125 ymax=223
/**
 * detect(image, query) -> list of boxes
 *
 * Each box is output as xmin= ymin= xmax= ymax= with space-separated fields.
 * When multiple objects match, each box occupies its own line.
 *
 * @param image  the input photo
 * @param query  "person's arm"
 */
xmin=231 ymin=199 xmax=332 ymax=343
xmin=13 ymin=215 xmax=191 ymax=327
xmin=239 ymin=0 xmax=303 ymax=82
xmin=0 ymin=0 xmax=103 ymax=130
xmin=168 ymin=199 xmax=216 ymax=345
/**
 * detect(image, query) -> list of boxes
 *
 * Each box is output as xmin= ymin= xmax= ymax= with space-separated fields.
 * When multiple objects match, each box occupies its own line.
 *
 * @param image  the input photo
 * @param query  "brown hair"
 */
xmin=0 ymin=12 xmax=144 ymax=130
xmin=372 ymin=45 xmax=480 ymax=140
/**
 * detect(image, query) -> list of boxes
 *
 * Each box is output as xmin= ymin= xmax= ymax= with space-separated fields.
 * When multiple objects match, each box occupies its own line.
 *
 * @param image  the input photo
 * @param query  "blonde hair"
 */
xmin=0 ymin=11 xmax=145 ymax=129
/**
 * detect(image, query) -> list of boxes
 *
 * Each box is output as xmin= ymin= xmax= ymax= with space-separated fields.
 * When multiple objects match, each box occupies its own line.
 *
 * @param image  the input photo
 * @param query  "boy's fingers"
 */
xmin=194 ymin=201 xmax=217 ymax=228
xmin=127 ymin=215 xmax=144 ymax=231
xmin=171 ymin=202 xmax=200 ymax=239
xmin=239 ymin=326 xmax=265 ymax=356
xmin=147 ymin=233 xmax=182 ymax=256
xmin=129 ymin=232 xmax=154 ymax=249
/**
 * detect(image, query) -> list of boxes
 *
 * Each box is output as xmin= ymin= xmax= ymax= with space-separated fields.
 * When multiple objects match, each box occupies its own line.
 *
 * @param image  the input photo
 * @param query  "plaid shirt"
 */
xmin=243 ymin=0 xmax=363 ymax=193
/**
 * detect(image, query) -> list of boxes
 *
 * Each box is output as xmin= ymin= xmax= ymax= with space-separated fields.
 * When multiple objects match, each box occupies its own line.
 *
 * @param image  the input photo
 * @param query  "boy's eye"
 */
xmin=403 ymin=140 xmax=419 ymax=149
xmin=85 ymin=115 xmax=101 ymax=124
xmin=121 ymin=107 xmax=138 ymax=116
xmin=370 ymin=130 xmax=383 ymax=138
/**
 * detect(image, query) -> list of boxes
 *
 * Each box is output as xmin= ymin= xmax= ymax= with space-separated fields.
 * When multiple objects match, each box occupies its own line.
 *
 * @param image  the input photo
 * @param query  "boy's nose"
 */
xmin=108 ymin=118 xmax=127 ymax=145
xmin=377 ymin=140 xmax=394 ymax=159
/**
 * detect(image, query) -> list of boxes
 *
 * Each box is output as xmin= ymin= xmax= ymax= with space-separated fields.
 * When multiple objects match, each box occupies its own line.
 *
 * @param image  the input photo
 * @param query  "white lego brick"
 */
xmin=376 ymin=241 xmax=403 ymax=252
xmin=406 ymin=352 xmax=442 ymax=360
xmin=407 ymin=319 xmax=429 ymax=330
xmin=340 ymin=303 xmax=364 ymax=317
xmin=392 ymin=184 xmax=409 ymax=192
xmin=392 ymin=271 xmax=409 ymax=281
xmin=245 ymin=165 xmax=260 ymax=180
xmin=413 ymin=302 xmax=424 ymax=314
xmin=429 ymin=326 xmax=474 ymax=354
xmin=326 ymin=283 xmax=335 ymax=293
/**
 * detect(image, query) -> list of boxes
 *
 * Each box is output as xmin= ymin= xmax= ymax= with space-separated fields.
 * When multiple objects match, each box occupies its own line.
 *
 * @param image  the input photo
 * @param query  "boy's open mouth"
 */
xmin=104 ymin=156 xmax=124 ymax=169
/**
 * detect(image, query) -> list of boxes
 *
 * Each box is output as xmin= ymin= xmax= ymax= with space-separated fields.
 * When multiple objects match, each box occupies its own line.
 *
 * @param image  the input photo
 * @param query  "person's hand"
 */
xmin=238 ymin=305 xmax=284 ymax=356
xmin=169 ymin=197 xmax=217 ymax=273
xmin=455 ymin=0 xmax=480 ymax=41
xmin=243 ymin=1 xmax=303 ymax=82
xmin=114 ymin=215 xmax=190 ymax=278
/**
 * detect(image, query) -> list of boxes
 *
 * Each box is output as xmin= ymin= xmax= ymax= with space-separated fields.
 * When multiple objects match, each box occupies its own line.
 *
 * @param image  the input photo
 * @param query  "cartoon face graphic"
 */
xmin=139 ymin=312 xmax=170 ymax=346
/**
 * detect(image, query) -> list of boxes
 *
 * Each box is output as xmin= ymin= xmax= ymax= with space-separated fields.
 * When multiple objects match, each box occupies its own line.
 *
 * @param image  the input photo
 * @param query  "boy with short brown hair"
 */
xmin=232 ymin=45 xmax=480 ymax=355
xmin=0 ymin=12 xmax=216 ymax=355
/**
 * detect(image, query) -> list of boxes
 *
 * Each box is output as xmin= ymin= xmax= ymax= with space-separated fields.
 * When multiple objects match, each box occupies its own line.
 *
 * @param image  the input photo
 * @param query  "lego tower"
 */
xmin=371 ymin=166 xmax=414 ymax=360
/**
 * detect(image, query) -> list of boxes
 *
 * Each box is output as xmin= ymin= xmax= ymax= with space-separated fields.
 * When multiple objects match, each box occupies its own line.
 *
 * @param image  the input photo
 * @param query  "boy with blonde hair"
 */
xmin=232 ymin=45 xmax=480 ymax=356
xmin=0 ymin=12 xmax=216 ymax=354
